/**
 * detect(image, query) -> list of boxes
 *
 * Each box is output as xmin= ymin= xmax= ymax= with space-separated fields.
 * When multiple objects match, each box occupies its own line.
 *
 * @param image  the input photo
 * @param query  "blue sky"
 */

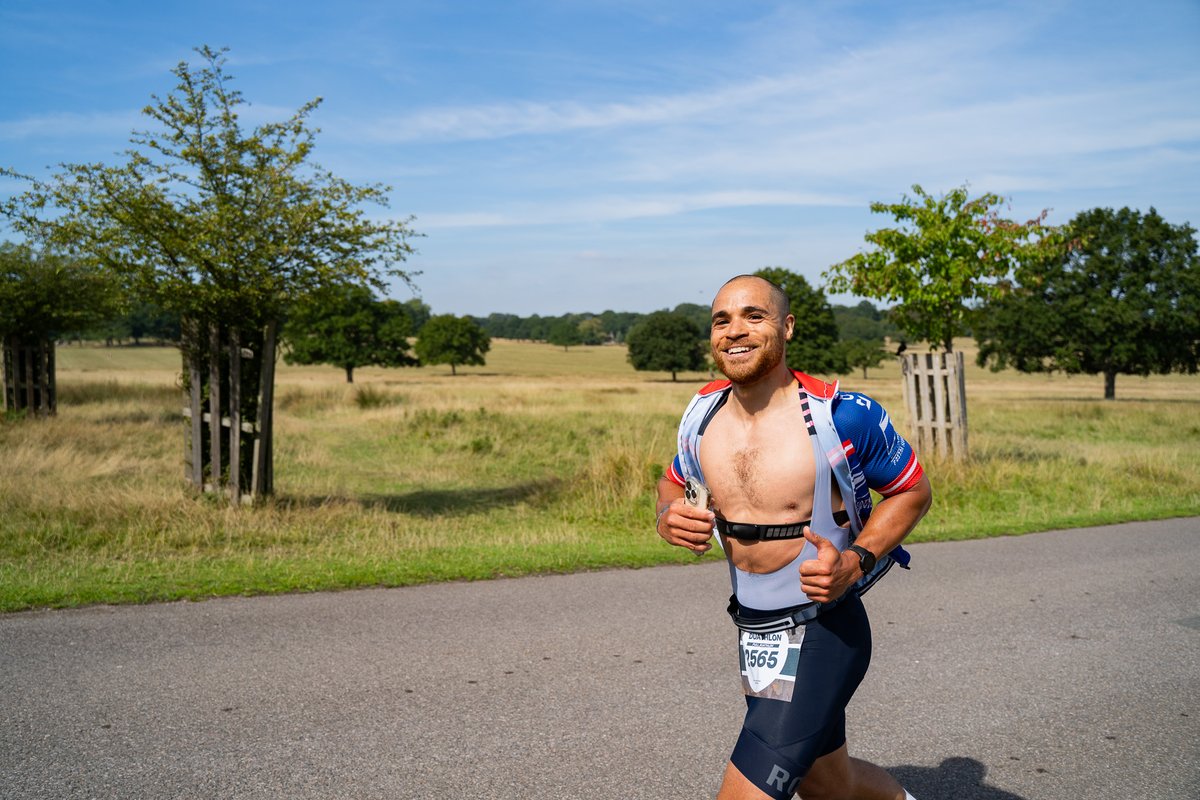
xmin=2 ymin=0 xmax=1198 ymax=316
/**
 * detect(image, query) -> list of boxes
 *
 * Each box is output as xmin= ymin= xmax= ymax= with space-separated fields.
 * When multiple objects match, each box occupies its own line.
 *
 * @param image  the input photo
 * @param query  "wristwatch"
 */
xmin=846 ymin=544 xmax=877 ymax=573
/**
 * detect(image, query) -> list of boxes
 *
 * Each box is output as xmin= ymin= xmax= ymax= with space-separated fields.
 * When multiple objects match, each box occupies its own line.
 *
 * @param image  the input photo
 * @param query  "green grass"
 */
xmin=1 ymin=340 xmax=1197 ymax=612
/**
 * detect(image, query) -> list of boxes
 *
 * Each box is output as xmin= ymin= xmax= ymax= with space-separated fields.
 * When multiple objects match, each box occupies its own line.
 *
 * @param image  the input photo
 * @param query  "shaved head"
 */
xmin=717 ymin=275 xmax=790 ymax=317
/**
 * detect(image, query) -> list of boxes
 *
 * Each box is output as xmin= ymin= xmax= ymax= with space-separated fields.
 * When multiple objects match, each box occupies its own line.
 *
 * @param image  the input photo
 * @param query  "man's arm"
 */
xmin=654 ymin=475 xmax=716 ymax=555
xmin=800 ymin=474 xmax=932 ymax=603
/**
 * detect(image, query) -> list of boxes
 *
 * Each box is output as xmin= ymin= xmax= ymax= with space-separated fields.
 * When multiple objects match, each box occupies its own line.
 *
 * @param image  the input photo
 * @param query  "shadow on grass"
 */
xmin=362 ymin=481 xmax=558 ymax=515
xmin=282 ymin=479 xmax=561 ymax=517
xmin=891 ymin=757 xmax=1028 ymax=799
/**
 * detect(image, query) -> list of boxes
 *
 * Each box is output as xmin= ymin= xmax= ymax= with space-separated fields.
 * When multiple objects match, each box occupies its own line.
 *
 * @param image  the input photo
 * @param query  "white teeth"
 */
xmin=727 ymin=347 xmax=752 ymax=354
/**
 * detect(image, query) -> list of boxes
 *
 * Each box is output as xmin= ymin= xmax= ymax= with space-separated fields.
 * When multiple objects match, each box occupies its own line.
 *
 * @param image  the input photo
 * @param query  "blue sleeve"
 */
xmin=832 ymin=392 xmax=924 ymax=496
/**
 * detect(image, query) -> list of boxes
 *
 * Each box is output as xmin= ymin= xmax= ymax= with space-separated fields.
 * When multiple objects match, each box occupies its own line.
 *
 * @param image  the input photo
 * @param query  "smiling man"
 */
xmin=655 ymin=274 xmax=932 ymax=800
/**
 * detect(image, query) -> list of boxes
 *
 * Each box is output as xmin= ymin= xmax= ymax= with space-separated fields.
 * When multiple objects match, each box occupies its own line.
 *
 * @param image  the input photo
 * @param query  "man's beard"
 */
xmin=713 ymin=340 xmax=786 ymax=385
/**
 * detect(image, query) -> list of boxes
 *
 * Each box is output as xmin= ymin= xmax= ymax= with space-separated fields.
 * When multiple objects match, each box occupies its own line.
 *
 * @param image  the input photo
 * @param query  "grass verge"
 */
xmin=1 ymin=342 xmax=1197 ymax=612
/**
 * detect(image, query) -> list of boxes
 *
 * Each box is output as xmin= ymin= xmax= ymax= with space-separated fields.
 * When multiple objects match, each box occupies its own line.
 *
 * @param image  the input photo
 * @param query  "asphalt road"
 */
xmin=2 ymin=518 xmax=1198 ymax=800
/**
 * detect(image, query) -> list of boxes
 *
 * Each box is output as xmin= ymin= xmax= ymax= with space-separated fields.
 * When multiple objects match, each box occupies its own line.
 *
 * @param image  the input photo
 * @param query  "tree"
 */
xmin=0 ymin=242 xmax=122 ymax=415
xmin=824 ymin=184 xmax=1054 ymax=352
xmin=283 ymin=285 xmax=417 ymax=382
xmin=578 ymin=317 xmax=605 ymax=345
xmin=837 ymin=338 xmax=887 ymax=380
xmin=401 ymin=298 xmax=432 ymax=336
xmin=416 ymin=315 xmax=490 ymax=375
xmin=833 ymin=300 xmax=900 ymax=343
xmin=754 ymin=267 xmax=844 ymax=375
xmin=975 ymin=207 xmax=1200 ymax=399
xmin=547 ymin=318 xmax=584 ymax=350
xmin=2 ymin=46 xmax=419 ymax=497
xmin=625 ymin=310 xmax=706 ymax=381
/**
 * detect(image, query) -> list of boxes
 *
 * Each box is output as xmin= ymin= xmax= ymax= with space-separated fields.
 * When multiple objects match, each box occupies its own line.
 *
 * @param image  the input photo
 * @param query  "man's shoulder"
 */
xmin=791 ymin=370 xmax=838 ymax=400
xmin=696 ymin=378 xmax=731 ymax=397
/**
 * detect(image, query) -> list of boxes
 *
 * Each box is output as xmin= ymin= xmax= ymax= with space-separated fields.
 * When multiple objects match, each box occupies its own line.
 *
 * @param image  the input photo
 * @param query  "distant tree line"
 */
xmin=469 ymin=300 xmax=898 ymax=348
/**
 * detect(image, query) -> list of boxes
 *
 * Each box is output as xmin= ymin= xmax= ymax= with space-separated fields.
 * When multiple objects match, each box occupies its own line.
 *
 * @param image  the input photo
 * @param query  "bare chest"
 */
xmin=698 ymin=404 xmax=816 ymax=523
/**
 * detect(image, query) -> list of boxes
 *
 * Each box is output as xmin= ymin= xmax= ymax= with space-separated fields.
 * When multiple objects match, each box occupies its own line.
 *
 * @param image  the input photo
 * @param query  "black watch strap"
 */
xmin=847 ymin=544 xmax=877 ymax=573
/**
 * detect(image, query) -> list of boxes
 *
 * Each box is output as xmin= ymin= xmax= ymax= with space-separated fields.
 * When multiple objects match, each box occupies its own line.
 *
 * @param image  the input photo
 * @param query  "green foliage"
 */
xmin=833 ymin=300 xmax=900 ymax=342
xmin=1 ymin=45 xmax=418 ymax=332
xmin=401 ymin=298 xmax=431 ymax=335
xmin=547 ymin=318 xmax=584 ymax=350
xmin=0 ymin=242 xmax=123 ymax=340
xmin=283 ymin=284 xmax=417 ymax=382
xmin=975 ymin=207 xmax=1200 ymax=399
xmin=825 ymin=184 xmax=1054 ymax=352
xmin=415 ymin=314 xmax=490 ymax=375
xmin=625 ymin=310 xmax=705 ymax=381
xmin=754 ymin=267 xmax=844 ymax=375
xmin=836 ymin=338 xmax=887 ymax=379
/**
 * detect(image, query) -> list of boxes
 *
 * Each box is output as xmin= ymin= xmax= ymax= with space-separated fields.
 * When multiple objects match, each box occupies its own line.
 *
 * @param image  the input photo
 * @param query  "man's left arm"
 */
xmin=800 ymin=475 xmax=931 ymax=603
xmin=799 ymin=392 xmax=933 ymax=603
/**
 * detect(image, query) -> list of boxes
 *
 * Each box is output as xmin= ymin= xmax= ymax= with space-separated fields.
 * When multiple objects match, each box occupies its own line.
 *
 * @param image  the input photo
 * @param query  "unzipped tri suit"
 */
xmin=666 ymin=370 xmax=924 ymax=798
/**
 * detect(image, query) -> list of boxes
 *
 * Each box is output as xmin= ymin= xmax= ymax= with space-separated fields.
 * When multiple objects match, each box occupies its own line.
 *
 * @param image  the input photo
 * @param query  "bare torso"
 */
xmin=699 ymin=385 xmax=846 ymax=573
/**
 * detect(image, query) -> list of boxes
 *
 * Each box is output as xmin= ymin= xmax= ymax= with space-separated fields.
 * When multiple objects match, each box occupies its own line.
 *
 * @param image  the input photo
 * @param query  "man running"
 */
xmin=655 ymin=274 xmax=932 ymax=800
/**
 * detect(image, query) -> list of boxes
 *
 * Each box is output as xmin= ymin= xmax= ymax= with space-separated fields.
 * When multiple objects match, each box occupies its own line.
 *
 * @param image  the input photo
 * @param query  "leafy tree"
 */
xmin=0 ymin=242 xmax=122 ymax=415
xmin=975 ymin=207 xmax=1200 ymax=399
xmin=547 ymin=318 xmax=584 ymax=350
xmin=598 ymin=309 xmax=641 ymax=343
xmin=0 ymin=243 xmax=123 ymax=341
xmin=672 ymin=303 xmax=712 ymax=337
xmin=401 ymin=298 xmax=432 ymax=336
xmin=824 ymin=184 xmax=1054 ymax=352
xmin=754 ymin=267 xmax=844 ymax=375
xmin=1 ymin=46 xmax=419 ymax=496
xmin=126 ymin=302 xmax=181 ymax=344
xmin=578 ymin=317 xmax=605 ymax=345
xmin=833 ymin=300 xmax=900 ymax=342
xmin=837 ymin=338 xmax=887 ymax=380
xmin=416 ymin=314 xmax=490 ymax=375
xmin=283 ymin=285 xmax=417 ymax=382
xmin=625 ymin=310 xmax=705 ymax=381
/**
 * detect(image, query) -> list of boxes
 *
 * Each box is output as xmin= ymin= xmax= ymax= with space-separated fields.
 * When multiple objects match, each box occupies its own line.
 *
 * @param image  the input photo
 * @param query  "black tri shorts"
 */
xmin=729 ymin=593 xmax=872 ymax=799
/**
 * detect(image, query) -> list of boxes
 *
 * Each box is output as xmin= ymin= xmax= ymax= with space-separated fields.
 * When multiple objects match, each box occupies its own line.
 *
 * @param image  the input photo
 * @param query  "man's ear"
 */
xmin=785 ymin=314 xmax=795 ymax=341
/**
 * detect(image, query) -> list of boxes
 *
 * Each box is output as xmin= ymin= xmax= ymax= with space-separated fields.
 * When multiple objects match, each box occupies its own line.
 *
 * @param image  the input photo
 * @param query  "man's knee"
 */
xmin=796 ymin=745 xmax=852 ymax=800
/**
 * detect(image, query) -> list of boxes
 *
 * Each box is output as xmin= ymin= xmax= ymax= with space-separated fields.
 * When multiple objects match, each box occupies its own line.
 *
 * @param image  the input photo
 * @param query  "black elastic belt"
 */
xmin=715 ymin=510 xmax=850 ymax=541
xmin=727 ymin=593 xmax=847 ymax=633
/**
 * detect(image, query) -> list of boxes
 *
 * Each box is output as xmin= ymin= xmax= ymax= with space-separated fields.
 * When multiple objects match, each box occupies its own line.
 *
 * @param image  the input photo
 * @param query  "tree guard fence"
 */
xmin=900 ymin=351 xmax=968 ymax=462
xmin=2 ymin=336 xmax=56 ymax=417
xmin=181 ymin=318 xmax=277 ymax=502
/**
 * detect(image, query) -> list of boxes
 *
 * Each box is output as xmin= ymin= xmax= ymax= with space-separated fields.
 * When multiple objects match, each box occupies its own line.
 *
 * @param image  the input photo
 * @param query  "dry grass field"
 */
xmin=1 ymin=339 xmax=1197 ymax=611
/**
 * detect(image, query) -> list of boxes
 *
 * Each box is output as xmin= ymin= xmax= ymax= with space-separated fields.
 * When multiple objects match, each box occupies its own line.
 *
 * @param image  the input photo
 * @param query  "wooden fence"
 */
xmin=1 ymin=337 xmax=56 ymax=417
xmin=181 ymin=320 xmax=277 ymax=502
xmin=900 ymin=350 xmax=968 ymax=462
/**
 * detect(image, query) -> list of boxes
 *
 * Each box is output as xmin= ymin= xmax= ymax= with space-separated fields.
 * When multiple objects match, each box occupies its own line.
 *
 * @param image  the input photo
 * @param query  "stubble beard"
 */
xmin=713 ymin=340 xmax=786 ymax=386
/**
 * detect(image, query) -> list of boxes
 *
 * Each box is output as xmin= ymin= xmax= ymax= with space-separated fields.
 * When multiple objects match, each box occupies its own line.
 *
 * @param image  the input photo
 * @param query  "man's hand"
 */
xmin=798 ymin=528 xmax=860 ymax=603
xmin=656 ymin=499 xmax=715 ymax=555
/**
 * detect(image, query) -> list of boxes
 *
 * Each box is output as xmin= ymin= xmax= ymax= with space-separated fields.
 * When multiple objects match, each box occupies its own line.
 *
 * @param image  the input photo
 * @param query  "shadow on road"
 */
xmin=891 ymin=757 xmax=1028 ymax=800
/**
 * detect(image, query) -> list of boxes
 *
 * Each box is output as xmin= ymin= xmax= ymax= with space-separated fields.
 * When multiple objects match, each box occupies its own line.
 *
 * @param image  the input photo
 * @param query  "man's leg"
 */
xmin=796 ymin=743 xmax=906 ymax=800
xmin=716 ymin=760 xmax=777 ymax=800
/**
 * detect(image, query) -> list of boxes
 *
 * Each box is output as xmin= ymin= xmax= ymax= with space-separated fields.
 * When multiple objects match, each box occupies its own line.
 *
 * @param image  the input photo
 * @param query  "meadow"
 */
xmin=1 ymin=340 xmax=1198 ymax=612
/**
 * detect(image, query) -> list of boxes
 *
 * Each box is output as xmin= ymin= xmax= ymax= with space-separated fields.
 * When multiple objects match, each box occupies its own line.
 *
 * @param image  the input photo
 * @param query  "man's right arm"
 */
xmin=655 ymin=475 xmax=715 ymax=555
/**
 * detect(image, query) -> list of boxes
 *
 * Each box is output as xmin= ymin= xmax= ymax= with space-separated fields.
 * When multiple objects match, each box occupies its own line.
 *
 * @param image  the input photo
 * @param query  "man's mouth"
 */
xmin=725 ymin=346 xmax=754 ymax=355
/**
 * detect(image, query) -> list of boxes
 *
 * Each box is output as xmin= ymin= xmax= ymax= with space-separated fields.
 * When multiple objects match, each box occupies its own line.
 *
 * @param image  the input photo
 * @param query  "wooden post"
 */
xmin=902 ymin=351 xmax=968 ymax=462
xmin=207 ymin=322 xmax=222 ymax=494
xmin=252 ymin=319 xmax=277 ymax=498
xmin=228 ymin=328 xmax=242 ymax=503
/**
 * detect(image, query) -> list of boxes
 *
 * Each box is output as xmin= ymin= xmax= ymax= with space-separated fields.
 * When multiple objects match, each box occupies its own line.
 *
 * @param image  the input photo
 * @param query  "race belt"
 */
xmin=726 ymin=593 xmax=848 ymax=634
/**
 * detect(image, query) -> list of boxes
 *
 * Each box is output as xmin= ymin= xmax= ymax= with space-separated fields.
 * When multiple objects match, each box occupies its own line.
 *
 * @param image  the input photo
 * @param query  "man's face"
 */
xmin=709 ymin=277 xmax=794 ymax=385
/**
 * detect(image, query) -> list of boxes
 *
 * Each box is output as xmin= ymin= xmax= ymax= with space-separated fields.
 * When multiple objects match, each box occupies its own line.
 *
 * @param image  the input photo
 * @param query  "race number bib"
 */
xmin=739 ymin=627 xmax=804 ymax=701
